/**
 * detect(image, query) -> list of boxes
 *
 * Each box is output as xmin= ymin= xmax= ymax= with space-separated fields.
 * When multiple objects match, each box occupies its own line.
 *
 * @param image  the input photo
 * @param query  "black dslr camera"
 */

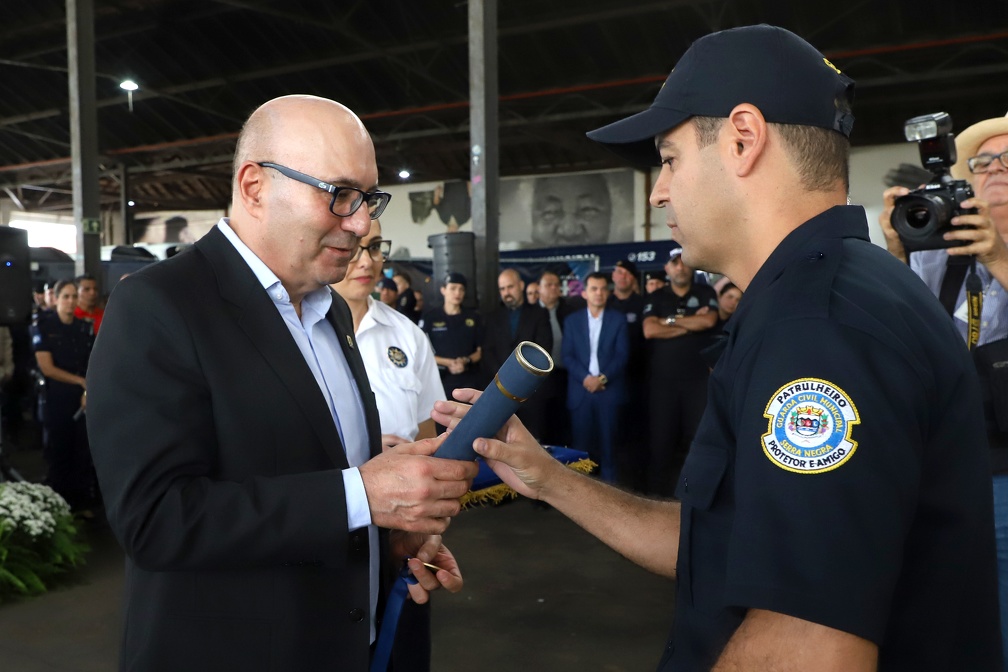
xmin=890 ymin=112 xmax=976 ymax=252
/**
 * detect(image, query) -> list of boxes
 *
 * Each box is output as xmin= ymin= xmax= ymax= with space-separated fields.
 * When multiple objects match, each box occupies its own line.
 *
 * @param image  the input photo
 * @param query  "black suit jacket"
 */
xmin=88 ymin=226 xmax=386 ymax=671
xmin=481 ymin=301 xmax=553 ymax=375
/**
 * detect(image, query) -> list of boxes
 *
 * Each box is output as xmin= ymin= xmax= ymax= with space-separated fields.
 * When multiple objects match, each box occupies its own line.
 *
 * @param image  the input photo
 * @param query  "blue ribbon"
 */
xmin=370 ymin=563 xmax=418 ymax=672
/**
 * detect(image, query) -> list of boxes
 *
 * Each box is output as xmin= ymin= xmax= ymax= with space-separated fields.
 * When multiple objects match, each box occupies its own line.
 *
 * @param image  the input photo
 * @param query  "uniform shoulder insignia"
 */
xmin=465 ymin=318 xmax=475 ymax=327
xmin=762 ymin=378 xmax=860 ymax=474
xmin=387 ymin=346 xmax=408 ymax=368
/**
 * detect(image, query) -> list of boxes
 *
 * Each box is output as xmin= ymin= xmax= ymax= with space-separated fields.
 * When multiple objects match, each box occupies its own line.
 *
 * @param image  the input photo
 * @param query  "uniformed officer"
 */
xmin=30 ymin=278 xmax=95 ymax=511
xmin=642 ymin=247 xmax=718 ymax=495
xmin=420 ymin=272 xmax=484 ymax=406
xmin=331 ymin=218 xmax=446 ymax=672
xmin=393 ymin=271 xmax=420 ymax=324
xmin=435 ymin=24 xmax=1002 ymax=671
xmin=608 ymin=259 xmax=650 ymax=490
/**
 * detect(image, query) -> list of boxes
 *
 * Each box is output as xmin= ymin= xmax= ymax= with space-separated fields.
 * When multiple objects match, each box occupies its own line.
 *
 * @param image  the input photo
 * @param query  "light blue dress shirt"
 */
xmin=217 ymin=219 xmax=378 ymax=640
xmin=911 ymin=249 xmax=1008 ymax=346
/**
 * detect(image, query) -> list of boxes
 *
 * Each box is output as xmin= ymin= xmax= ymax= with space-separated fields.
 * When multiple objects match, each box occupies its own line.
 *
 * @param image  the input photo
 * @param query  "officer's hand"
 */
xmin=432 ymin=389 xmax=562 ymax=501
xmin=945 ymin=197 xmax=1008 ymax=268
xmin=880 ymin=186 xmax=910 ymax=262
xmin=358 ymin=435 xmax=478 ymax=534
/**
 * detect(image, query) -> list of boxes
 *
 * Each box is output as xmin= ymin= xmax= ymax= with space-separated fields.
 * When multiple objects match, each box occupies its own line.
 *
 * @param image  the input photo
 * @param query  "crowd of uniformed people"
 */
xmin=0 ymin=253 xmax=738 ymax=517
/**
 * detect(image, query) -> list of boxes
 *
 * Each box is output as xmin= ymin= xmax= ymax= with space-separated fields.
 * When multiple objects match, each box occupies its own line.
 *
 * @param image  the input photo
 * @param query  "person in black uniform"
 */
xmin=30 ymin=278 xmax=95 ymax=511
xmin=608 ymin=259 xmax=649 ymax=489
xmin=420 ymin=272 xmax=484 ymax=404
xmin=642 ymin=248 xmax=718 ymax=495
xmin=393 ymin=271 xmax=420 ymax=324
xmin=436 ymin=24 xmax=1001 ymax=671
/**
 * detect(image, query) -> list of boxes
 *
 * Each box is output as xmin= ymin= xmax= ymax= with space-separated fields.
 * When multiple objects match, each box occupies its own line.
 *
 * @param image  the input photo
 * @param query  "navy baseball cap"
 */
xmin=614 ymin=259 xmax=639 ymax=276
xmin=444 ymin=272 xmax=467 ymax=287
xmin=587 ymin=24 xmax=855 ymax=166
xmin=377 ymin=277 xmax=398 ymax=291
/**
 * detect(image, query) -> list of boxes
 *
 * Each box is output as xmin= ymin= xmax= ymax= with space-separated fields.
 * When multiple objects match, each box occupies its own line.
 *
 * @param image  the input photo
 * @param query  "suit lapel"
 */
xmin=197 ymin=227 xmax=348 ymax=468
xmin=325 ymin=292 xmax=382 ymax=460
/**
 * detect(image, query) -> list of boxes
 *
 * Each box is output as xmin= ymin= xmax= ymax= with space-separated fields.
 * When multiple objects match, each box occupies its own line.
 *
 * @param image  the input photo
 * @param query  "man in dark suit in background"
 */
xmin=535 ymin=269 xmax=584 ymax=446
xmin=563 ymin=272 xmax=629 ymax=482
xmin=87 ymin=95 xmax=477 ymax=671
xmin=482 ymin=268 xmax=553 ymax=440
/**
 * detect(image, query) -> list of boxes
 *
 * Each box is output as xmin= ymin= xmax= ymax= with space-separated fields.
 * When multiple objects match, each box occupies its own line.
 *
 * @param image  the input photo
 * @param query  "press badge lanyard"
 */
xmin=965 ymin=259 xmax=983 ymax=350
xmin=939 ymin=254 xmax=982 ymax=350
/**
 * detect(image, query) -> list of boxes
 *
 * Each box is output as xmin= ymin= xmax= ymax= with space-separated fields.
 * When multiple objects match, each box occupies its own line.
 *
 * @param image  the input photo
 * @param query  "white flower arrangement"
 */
xmin=0 ymin=481 xmax=88 ymax=600
xmin=0 ymin=482 xmax=70 ymax=539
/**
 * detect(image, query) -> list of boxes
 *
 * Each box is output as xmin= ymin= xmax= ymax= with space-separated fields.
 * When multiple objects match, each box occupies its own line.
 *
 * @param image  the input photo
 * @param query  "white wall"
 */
xmin=849 ymin=142 xmax=919 ymax=245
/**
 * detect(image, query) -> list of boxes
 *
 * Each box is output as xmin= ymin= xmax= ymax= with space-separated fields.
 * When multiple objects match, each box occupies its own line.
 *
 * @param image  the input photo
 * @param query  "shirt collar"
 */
xmin=730 ymin=205 xmax=868 ymax=330
xmin=216 ymin=218 xmax=333 ymax=315
xmin=359 ymin=295 xmax=398 ymax=333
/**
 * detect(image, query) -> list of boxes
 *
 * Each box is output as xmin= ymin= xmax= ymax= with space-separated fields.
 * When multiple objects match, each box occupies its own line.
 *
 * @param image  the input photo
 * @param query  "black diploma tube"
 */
xmin=434 ymin=341 xmax=554 ymax=461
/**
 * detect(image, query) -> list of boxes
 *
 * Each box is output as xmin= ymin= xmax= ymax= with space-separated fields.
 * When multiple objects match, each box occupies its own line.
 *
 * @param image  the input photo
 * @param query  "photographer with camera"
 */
xmin=881 ymin=111 xmax=1008 ymax=670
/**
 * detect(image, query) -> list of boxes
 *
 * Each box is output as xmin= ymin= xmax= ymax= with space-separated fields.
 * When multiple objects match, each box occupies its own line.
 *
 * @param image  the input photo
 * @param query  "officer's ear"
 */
xmin=723 ymin=104 xmax=768 ymax=178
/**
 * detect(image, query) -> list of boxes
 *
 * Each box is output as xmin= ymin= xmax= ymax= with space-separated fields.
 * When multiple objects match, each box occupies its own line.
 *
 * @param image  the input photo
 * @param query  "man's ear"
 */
xmin=723 ymin=104 xmax=768 ymax=178
xmin=235 ymin=161 xmax=266 ymax=216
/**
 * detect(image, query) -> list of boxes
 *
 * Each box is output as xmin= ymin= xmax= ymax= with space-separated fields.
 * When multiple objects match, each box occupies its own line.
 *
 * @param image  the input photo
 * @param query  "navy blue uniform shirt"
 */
xmin=643 ymin=282 xmax=718 ymax=381
xmin=661 ymin=206 xmax=1001 ymax=671
xmin=30 ymin=312 xmax=93 ymax=407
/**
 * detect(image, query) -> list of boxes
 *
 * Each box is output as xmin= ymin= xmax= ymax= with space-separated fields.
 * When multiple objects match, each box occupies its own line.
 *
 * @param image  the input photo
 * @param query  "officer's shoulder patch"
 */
xmin=464 ymin=318 xmax=475 ymax=327
xmin=761 ymin=378 xmax=860 ymax=474
xmin=387 ymin=346 xmax=408 ymax=368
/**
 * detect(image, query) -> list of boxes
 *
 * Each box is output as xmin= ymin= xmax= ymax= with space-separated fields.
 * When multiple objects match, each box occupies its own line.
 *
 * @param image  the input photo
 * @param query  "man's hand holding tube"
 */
xmin=358 ymin=434 xmax=478 ymax=535
xmin=431 ymin=388 xmax=565 ymax=502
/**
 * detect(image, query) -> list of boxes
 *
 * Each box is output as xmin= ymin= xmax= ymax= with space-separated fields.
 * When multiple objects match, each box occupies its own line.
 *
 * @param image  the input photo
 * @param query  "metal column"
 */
xmin=468 ymin=0 xmax=499 ymax=312
xmin=67 ymin=0 xmax=101 ymax=278
xmin=119 ymin=163 xmax=131 ymax=245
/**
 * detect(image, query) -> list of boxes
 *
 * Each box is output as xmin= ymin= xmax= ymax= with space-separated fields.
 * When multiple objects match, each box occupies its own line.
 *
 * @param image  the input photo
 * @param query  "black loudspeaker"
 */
xmin=0 ymin=227 xmax=32 ymax=325
xmin=428 ymin=232 xmax=477 ymax=309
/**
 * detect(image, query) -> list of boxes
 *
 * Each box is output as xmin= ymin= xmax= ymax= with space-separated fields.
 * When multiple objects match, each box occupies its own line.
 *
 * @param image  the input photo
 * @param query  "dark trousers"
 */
xmin=647 ymin=377 xmax=709 ymax=497
xmin=616 ymin=369 xmax=649 ymax=491
xmin=42 ymin=398 xmax=95 ymax=509
xmin=537 ymin=368 xmax=570 ymax=447
xmin=570 ymin=392 xmax=621 ymax=483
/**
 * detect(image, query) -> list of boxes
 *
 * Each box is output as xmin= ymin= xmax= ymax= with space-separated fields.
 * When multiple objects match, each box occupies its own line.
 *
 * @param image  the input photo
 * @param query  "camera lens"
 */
xmin=891 ymin=193 xmax=953 ymax=239
xmin=904 ymin=205 xmax=935 ymax=230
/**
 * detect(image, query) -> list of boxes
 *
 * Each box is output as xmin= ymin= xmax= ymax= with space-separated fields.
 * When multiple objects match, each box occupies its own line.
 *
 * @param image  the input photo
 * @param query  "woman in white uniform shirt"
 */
xmin=332 ymin=218 xmax=446 ymax=672
xmin=332 ymin=219 xmax=445 ymax=446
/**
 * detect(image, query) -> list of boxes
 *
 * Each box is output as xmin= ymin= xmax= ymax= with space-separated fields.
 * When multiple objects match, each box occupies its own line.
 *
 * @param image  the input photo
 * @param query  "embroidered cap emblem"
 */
xmin=387 ymin=346 xmax=408 ymax=368
xmin=762 ymin=378 xmax=860 ymax=474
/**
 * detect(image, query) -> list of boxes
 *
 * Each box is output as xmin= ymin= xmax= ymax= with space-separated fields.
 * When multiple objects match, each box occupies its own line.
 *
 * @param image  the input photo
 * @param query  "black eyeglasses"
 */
xmin=351 ymin=238 xmax=392 ymax=263
xmin=967 ymin=150 xmax=1008 ymax=174
xmin=257 ymin=162 xmax=391 ymax=219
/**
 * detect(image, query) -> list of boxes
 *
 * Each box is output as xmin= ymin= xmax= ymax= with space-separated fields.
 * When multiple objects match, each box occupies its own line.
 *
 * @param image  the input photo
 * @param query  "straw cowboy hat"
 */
xmin=951 ymin=111 xmax=1008 ymax=180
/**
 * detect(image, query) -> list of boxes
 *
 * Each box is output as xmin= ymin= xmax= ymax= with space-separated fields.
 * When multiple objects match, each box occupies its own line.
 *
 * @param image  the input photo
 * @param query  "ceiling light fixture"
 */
xmin=119 ymin=79 xmax=139 ymax=112
xmin=398 ymin=169 xmax=411 ymax=180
